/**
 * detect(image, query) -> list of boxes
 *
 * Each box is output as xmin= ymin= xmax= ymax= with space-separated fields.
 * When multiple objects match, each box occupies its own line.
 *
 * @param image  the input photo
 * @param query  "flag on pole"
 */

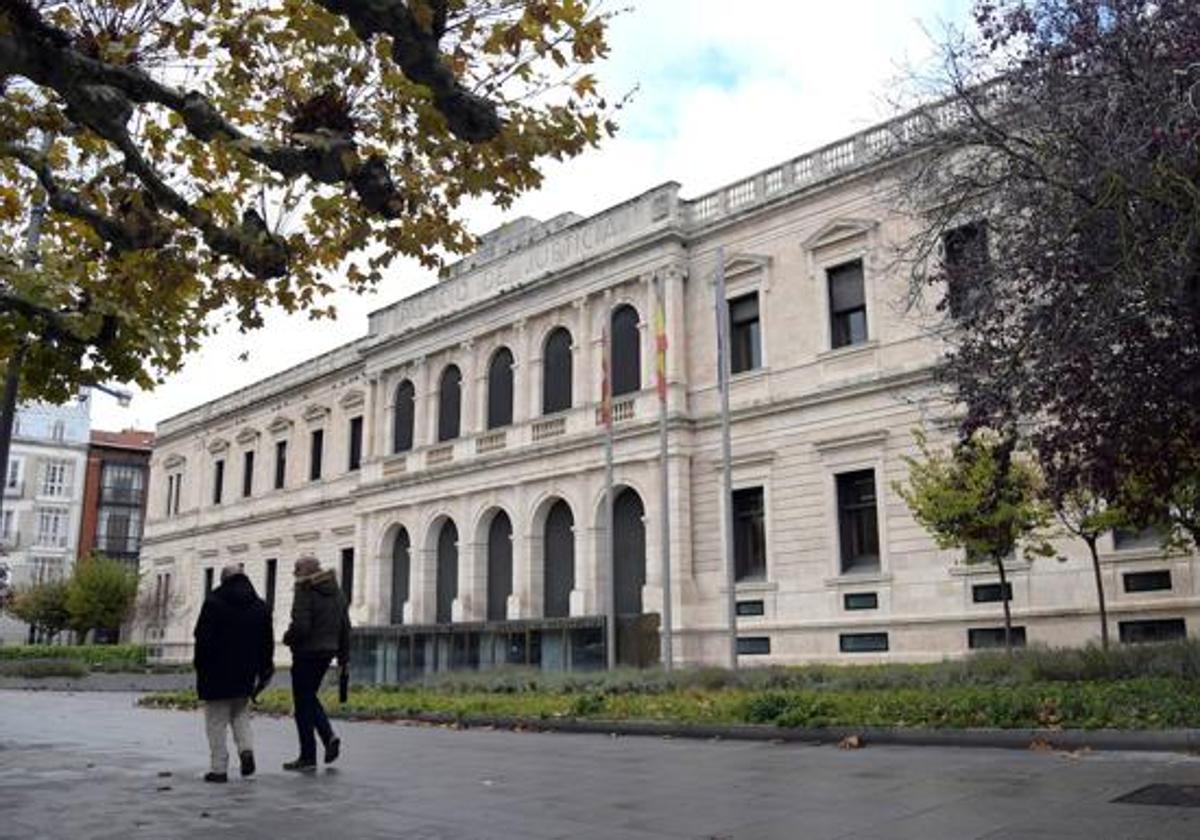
xmin=654 ymin=289 xmax=668 ymax=403
xmin=600 ymin=324 xmax=613 ymax=429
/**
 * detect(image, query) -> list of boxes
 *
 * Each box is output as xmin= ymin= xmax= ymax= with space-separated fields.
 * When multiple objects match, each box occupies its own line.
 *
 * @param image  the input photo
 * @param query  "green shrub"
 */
xmin=0 ymin=644 xmax=147 ymax=669
xmin=0 ymin=658 xmax=88 ymax=678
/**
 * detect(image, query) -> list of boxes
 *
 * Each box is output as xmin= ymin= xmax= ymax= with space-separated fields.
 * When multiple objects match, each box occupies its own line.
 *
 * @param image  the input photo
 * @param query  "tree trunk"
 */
xmin=0 ymin=341 xmax=27 ymax=539
xmin=1087 ymin=536 xmax=1109 ymax=649
xmin=996 ymin=556 xmax=1013 ymax=656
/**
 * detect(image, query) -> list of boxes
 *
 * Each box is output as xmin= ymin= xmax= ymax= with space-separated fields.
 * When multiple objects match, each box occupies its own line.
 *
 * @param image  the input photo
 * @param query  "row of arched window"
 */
xmin=388 ymin=489 xmax=647 ymax=625
xmin=392 ymin=305 xmax=643 ymax=453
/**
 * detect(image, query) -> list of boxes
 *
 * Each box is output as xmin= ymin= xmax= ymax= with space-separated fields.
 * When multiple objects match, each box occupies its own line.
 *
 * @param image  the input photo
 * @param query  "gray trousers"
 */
xmin=203 ymin=697 xmax=253 ymax=773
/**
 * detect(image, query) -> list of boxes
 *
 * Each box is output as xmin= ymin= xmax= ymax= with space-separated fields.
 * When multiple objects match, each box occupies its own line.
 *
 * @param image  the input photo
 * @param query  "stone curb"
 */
xmin=365 ymin=712 xmax=1200 ymax=754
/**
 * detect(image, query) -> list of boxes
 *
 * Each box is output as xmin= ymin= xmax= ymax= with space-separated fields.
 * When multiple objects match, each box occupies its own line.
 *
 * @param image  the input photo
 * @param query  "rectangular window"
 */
xmin=1123 ymin=570 xmax=1172 ymax=593
xmin=165 ymin=474 xmax=174 ymax=516
xmin=310 ymin=429 xmax=324 ymax=481
xmin=166 ymin=471 xmax=182 ymax=516
xmin=35 ymin=506 xmax=68 ymax=548
xmin=728 ymin=292 xmax=762 ymax=374
xmin=1 ymin=510 xmax=13 ymax=540
xmin=340 ymin=547 xmax=354 ymax=603
xmin=735 ymin=599 xmax=765 ymax=617
xmin=212 ymin=459 xmax=224 ymax=505
xmin=160 ymin=573 xmax=171 ymax=622
xmin=41 ymin=460 xmax=70 ymax=497
xmin=348 ymin=416 xmax=363 ymax=471
xmin=101 ymin=463 xmax=144 ymax=505
xmin=839 ymin=632 xmax=889 ymax=653
xmin=242 ymin=450 xmax=254 ymax=498
xmin=1119 ymin=619 xmax=1186 ymax=644
xmin=837 ymin=469 xmax=879 ymax=573
xmin=943 ymin=221 xmax=989 ymax=319
xmin=1113 ymin=526 xmax=1163 ymax=552
xmin=827 ymin=259 xmax=868 ymax=349
xmin=968 ymin=626 xmax=1027 ymax=650
xmin=265 ymin=558 xmax=277 ymax=612
xmin=204 ymin=567 xmax=214 ymax=597
xmin=274 ymin=440 xmax=287 ymax=490
xmin=5 ymin=457 xmax=21 ymax=490
xmin=732 ymin=486 xmax=766 ymax=582
xmin=843 ymin=592 xmax=879 ymax=611
xmin=736 ymin=636 xmax=771 ymax=655
xmin=972 ymin=582 xmax=1013 ymax=603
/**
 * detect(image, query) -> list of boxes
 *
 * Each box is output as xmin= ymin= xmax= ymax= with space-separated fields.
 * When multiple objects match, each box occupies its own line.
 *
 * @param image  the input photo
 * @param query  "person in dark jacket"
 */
xmin=281 ymin=557 xmax=350 ymax=771
xmin=193 ymin=563 xmax=274 ymax=783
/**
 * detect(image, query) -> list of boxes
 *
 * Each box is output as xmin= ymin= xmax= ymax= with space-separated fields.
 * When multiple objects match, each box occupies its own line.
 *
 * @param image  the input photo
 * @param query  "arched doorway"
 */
xmin=486 ymin=511 xmax=513 ymax=621
xmin=436 ymin=519 xmax=458 ymax=623
xmin=613 ymin=487 xmax=646 ymax=616
xmin=390 ymin=527 xmax=410 ymax=625
xmin=543 ymin=500 xmax=574 ymax=618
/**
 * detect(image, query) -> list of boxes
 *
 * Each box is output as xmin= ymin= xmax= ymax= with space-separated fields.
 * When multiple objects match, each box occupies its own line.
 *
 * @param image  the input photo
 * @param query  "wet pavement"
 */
xmin=1 ymin=690 xmax=1199 ymax=839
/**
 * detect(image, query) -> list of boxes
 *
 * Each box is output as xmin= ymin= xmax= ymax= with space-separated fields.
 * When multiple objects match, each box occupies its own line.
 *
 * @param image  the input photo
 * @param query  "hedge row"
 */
xmin=0 ymin=644 xmax=148 ymax=669
xmin=140 ymin=675 xmax=1200 ymax=731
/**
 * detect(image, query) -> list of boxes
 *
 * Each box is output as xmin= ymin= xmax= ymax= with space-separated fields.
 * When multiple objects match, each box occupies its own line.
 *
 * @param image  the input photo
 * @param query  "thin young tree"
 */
xmin=896 ymin=428 xmax=1052 ymax=654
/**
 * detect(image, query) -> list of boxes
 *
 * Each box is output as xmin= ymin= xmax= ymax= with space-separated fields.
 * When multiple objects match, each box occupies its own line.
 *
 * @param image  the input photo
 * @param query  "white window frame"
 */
xmin=35 ymin=506 xmax=69 ymax=549
xmin=5 ymin=457 xmax=22 ymax=490
xmin=40 ymin=460 xmax=71 ymax=498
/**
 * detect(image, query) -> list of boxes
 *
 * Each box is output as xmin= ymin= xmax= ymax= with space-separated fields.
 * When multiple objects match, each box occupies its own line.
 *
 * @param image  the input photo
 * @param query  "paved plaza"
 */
xmin=1 ymin=691 xmax=1199 ymax=839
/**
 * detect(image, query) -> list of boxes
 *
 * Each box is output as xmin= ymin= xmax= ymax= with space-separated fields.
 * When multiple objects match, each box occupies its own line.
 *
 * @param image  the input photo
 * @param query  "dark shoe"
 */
xmin=239 ymin=750 xmax=255 ymax=777
xmin=324 ymin=737 xmax=340 ymax=765
xmin=203 ymin=772 xmax=228 ymax=783
xmin=282 ymin=758 xmax=317 ymax=772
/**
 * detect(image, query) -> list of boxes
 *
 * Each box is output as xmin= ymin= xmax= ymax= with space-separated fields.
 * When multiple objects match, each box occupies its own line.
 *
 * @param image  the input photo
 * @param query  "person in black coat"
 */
xmin=281 ymin=556 xmax=350 ymax=771
xmin=193 ymin=564 xmax=274 ymax=783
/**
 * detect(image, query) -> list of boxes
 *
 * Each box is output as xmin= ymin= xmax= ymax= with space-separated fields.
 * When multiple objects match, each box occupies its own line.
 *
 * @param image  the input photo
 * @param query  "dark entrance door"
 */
xmin=391 ymin=527 xmax=410 ymax=624
xmin=487 ymin=512 xmax=513 ymax=621
xmin=613 ymin=488 xmax=646 ymax=616
xmin=543 ymin=500 xmax=574 ymax=618
xmin=436 ymin=520 xmax=458 ymax=623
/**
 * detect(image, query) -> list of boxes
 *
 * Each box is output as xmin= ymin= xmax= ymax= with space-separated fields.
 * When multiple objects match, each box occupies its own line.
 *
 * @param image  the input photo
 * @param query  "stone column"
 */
xmin=512 ymin=319 xmax=530 ymax=426
xmin=575 ymin=295 xmax=595 ymax=405
xmin=663 ymin=263 xmax=688 ymax=414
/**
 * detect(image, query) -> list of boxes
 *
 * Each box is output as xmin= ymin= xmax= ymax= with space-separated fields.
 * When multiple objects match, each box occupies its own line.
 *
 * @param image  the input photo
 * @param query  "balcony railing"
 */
xmin=531 ymin=416 xmax=566 ymax=441
xmin=426 ymin=445 xmax=454 ymax=467
xmin=100 ymin=485 xmax=145 ymax=506
xmin=94 ymin=535 xmax=141 ymax=556
xmin=476 ymin=430 xmax=507 ymax=454
xmin=3 ymin=480 xmax=22 ymax=498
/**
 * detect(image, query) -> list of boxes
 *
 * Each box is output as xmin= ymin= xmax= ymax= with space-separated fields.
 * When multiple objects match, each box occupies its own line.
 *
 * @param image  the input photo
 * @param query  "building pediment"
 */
xmin=234 ymin=426 xmax=260 ymax=446
xmin=206 ymin=437 xmax=230 ymax=455
xmin=338 ymin=388 xmax=365 ymax=411
xmin=724 ymin=253 xmax=771 ymax=279
xmin=802 ymin=217 xmax=877 ymax=251
xmin=163 ymin=453 xmax=187 ymax=469
xmin=302 ymin=403 xmax=330 ymax=424
xmin=267 ymin=415 xmax=293 ymax=435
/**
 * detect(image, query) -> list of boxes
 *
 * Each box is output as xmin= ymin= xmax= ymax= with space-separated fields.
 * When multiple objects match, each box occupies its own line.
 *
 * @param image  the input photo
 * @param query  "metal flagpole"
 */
xmin=713 ymin=247 xmax=738 ymax=670
xmin=653 ymin=272 xmax=673 ymax=671
xmin=601 ymin=324 xmax=617 ymax=670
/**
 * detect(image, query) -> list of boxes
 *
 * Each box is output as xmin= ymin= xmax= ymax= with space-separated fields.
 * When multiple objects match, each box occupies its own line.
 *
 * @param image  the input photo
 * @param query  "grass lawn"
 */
xmin=138 ymin=641 xmax=1200 ymax=731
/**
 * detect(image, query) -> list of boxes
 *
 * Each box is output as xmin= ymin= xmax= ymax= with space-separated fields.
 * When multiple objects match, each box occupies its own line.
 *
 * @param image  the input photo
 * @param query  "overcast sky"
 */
xmin=92 ymin=0 xmax=973 ymax=433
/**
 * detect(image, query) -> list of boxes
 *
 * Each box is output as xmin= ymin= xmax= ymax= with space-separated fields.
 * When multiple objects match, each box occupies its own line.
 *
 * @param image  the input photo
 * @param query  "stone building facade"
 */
xmin=1 ymin=396 xmax=91 ymax=643
xmin=140 ymin=118 xmax=1198 ymax=667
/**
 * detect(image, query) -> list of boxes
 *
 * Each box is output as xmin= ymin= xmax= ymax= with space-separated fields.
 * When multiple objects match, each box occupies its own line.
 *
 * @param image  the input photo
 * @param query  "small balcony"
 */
xmin=94 ymin=535 xmax=141 ymax=557
xmin=0 ymin=530 xmax=19 ymax=550
xmin=100 ymin=485 xmax=145 ymax=507
xmin=3 ymin=480 xmax=23 ymax=498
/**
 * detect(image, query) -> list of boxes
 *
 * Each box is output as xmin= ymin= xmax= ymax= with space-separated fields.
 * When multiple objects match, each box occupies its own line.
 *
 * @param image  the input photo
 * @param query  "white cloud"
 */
xmin=92 ymin=0 xmax=972 ymax=432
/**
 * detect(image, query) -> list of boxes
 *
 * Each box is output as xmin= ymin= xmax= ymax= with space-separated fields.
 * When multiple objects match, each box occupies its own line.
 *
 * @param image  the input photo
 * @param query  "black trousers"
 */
xmin=291 ymin=654 xmax=335 ymax=761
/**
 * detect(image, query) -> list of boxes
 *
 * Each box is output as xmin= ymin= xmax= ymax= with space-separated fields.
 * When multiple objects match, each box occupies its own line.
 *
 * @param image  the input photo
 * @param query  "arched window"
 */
xmin=543 ymin=500 xmax=574 ymax=618
xmin=613 ymin=488 xmax=646 ymax=616
xmin=611 ymin=304 xmax=641 ymax=397
xmin=436 ymin=519 xmax=458 ymax=623
xmin=542 ymin=328 xmax=573 ymax=415
xmin=487 ymin=348 xmax=514 ymax=430
xmin=486 ymin=511 xmax=513 ymax=621
xmin=392 ymin=380 xmax=415 ymax=454
xmin=437 ymin=365 xmax=461 ymax=442
xmin=390 ymin=527 xmax=410 ymax=625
